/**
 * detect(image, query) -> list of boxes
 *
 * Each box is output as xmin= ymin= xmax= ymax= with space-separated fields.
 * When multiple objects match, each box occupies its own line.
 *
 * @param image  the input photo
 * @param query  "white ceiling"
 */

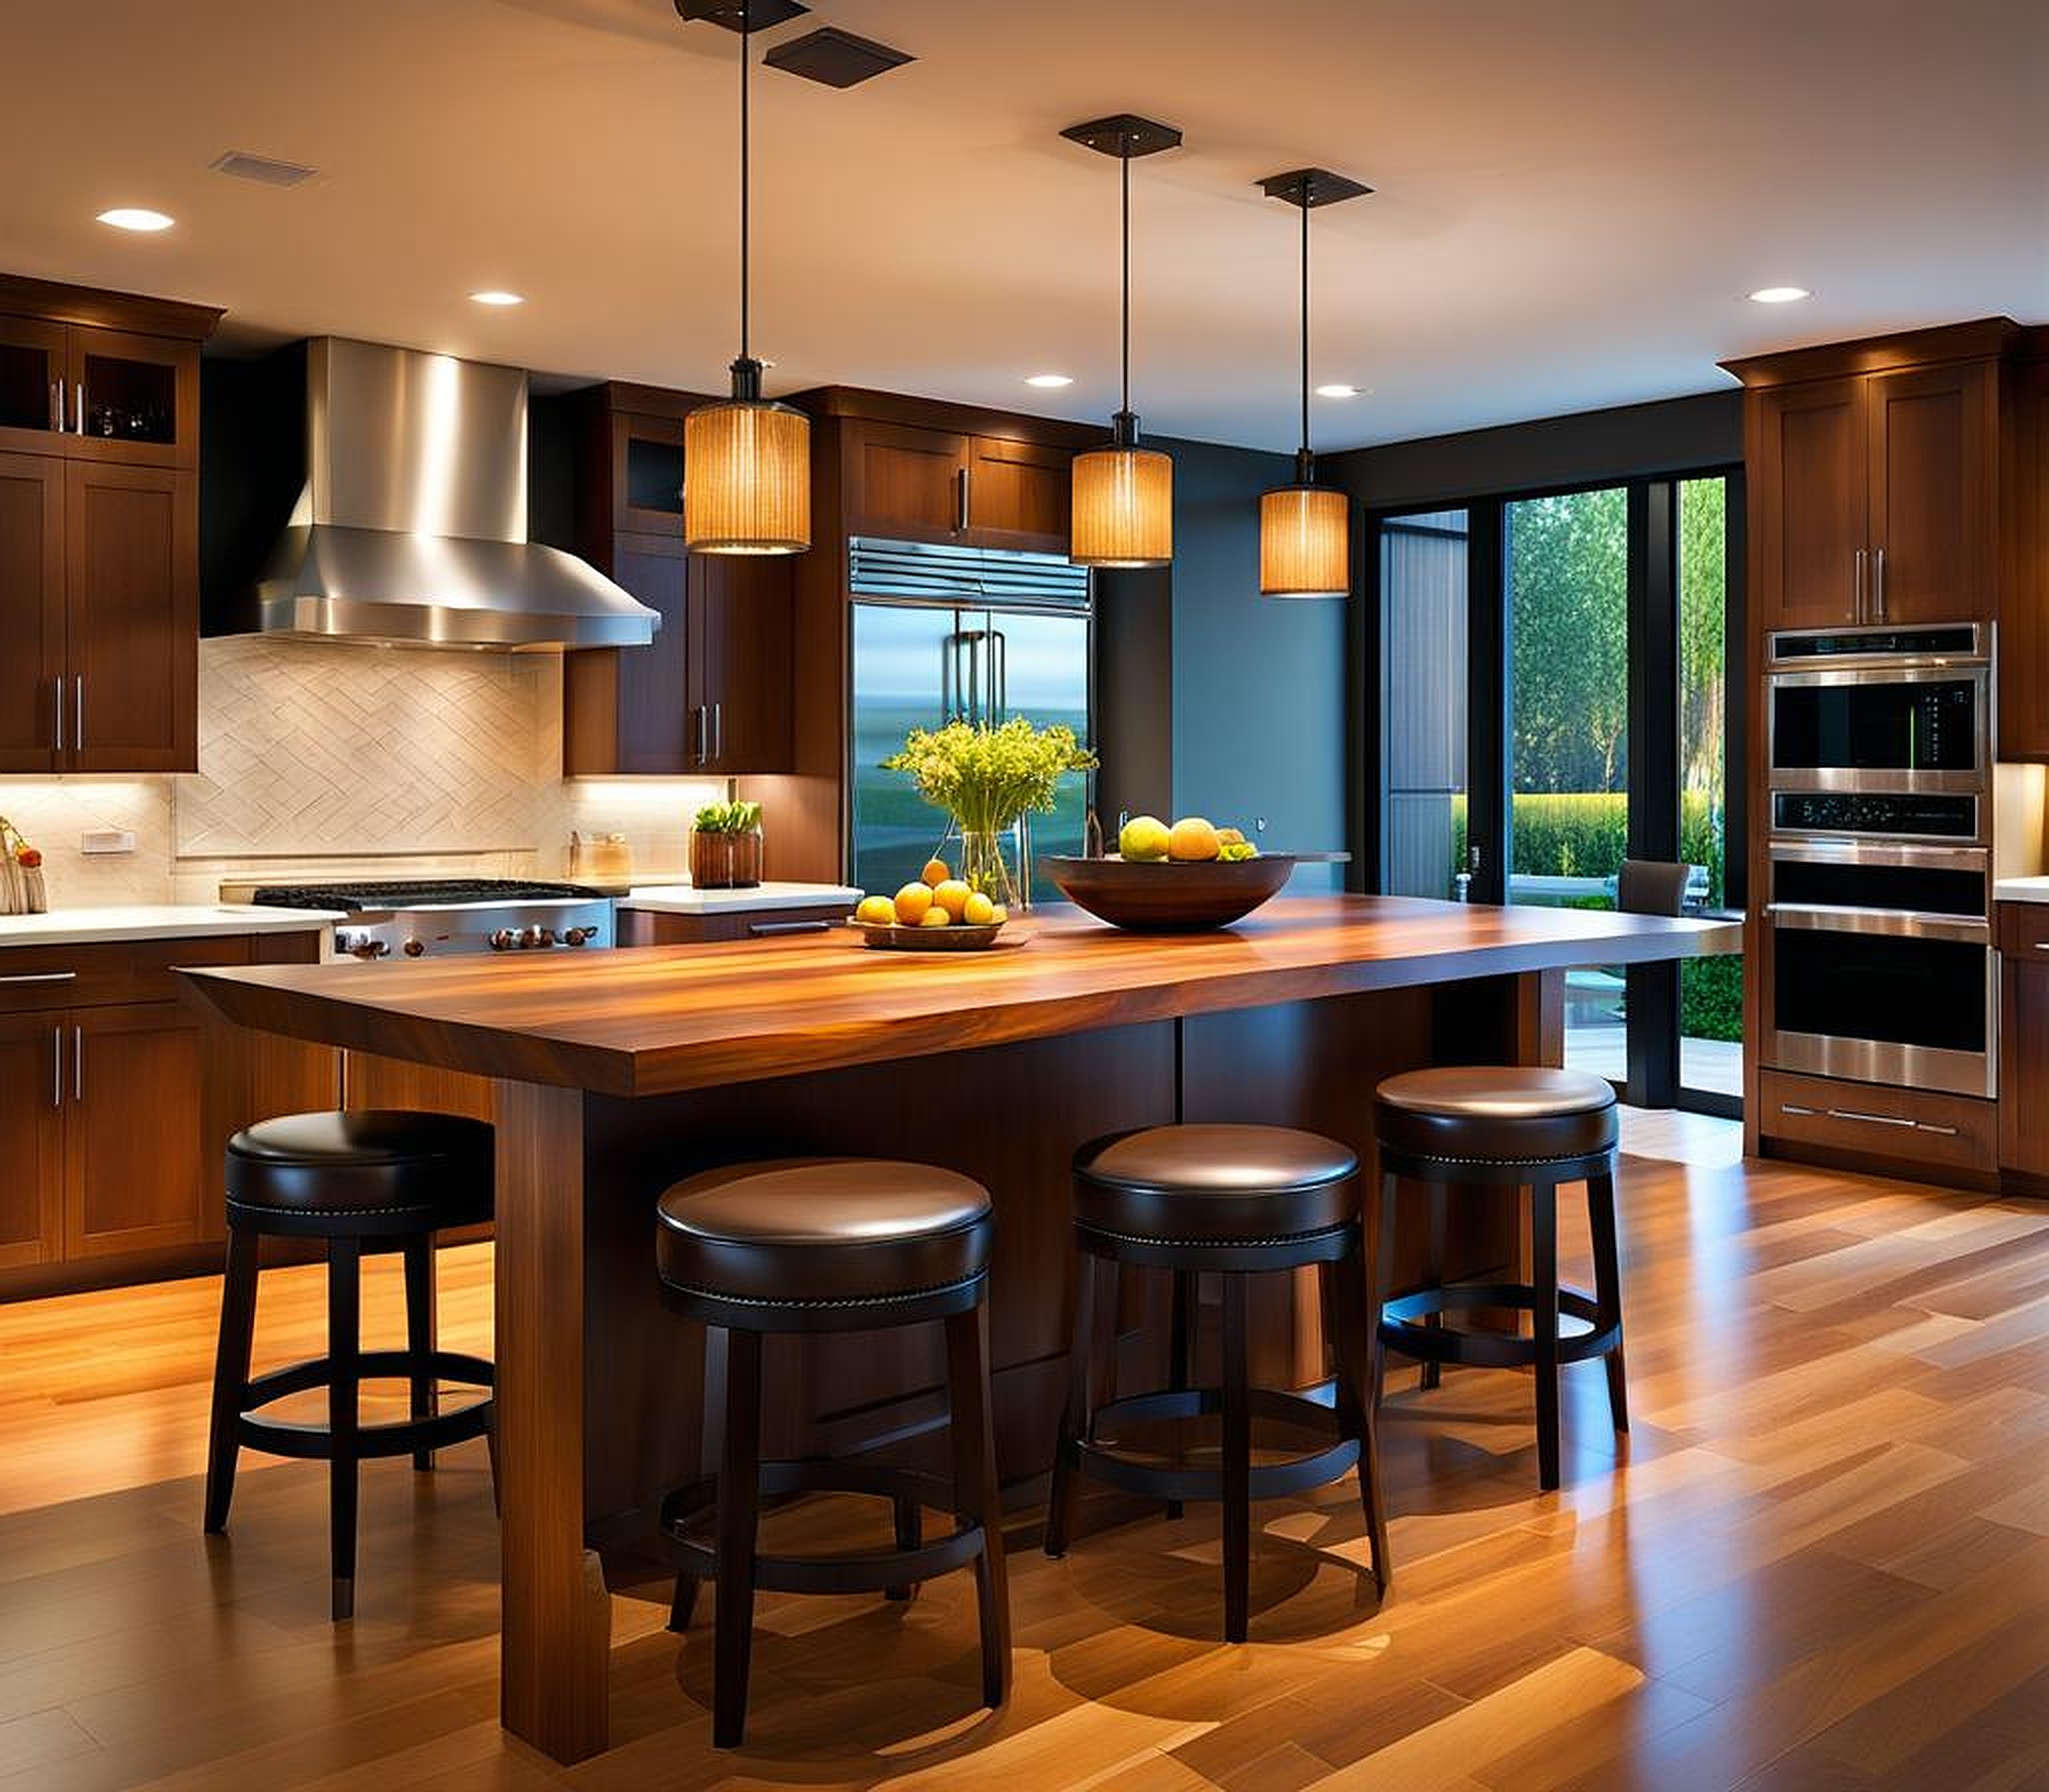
xmin=3 ymin=0 xmax=2044 ymax=452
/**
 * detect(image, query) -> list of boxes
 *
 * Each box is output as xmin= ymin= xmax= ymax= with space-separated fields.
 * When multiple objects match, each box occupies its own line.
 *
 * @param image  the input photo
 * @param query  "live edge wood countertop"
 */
xmin=181 ymin=894 xmax=1738 ymax=1100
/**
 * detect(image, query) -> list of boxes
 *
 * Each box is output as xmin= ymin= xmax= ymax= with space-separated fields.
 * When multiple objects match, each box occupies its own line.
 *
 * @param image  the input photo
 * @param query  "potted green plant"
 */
xmin=690 ymin=800 xmax=764 ymax=890
xmin=883 ymin=719 xmax=1096 ymax=910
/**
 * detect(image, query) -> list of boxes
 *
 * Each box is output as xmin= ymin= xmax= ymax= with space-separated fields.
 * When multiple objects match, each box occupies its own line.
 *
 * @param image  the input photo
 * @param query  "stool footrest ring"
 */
xmin=235 ymin=1348 xmax=494 ymax=1462
xmin=661 ymin=1461 xmax=985 ymax=1598
xmin=1381 ymin=1284 xmax=1619 ymax=1370
xmin=1066 ymin=1385 xmax=1362 ymax=1506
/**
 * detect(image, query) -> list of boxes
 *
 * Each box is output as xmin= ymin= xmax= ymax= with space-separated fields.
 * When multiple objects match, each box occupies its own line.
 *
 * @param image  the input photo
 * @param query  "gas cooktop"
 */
xmin=250 ymin=879 xmax=601 ymax=913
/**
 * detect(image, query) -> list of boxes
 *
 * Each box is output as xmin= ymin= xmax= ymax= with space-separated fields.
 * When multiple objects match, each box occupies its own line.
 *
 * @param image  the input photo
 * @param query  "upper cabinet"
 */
xmin=555 ymin=383 xmax=796 ymax=778
xmin=0 ymin=276 xmax=216 ymax=774
xmin=840 ymin=416 xmax=1076 ymax=555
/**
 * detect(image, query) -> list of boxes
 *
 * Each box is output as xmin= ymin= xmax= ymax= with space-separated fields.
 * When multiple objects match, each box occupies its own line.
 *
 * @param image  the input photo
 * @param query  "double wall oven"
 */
xmin=1762 ymin=624 xmax=1997 ymax=1099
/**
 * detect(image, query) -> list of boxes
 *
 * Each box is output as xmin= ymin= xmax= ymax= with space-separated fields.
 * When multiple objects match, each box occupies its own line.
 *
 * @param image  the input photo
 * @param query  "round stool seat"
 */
xmin=1074 ymin=1124 xmax=1358 ymax=1242
xmin=656 ymin=1158 xmax=993 ymax=1309
xmin=1375 ymin=1067 xmax=1616 ymax=1164
xmin=224 ymin=1110 xmax=494 ymax=1235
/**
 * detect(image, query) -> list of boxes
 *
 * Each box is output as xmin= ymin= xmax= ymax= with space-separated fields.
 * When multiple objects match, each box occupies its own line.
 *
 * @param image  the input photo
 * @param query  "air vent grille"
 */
xmin=211 ymin=150 xmax=317 ymax=188
xmin=850 ymin=537 xmax=1091 ymax=612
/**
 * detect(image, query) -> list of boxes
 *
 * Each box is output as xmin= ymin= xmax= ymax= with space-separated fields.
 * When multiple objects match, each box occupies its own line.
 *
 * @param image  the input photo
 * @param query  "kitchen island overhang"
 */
xmin=181 ymin=893 xmax=1738 ymax=1765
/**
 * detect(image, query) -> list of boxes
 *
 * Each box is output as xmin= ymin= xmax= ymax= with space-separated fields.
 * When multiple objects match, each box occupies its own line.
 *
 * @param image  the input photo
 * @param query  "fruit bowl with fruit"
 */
xmin=1045 ymin=814 xmax=1294 ymax=932
xmin=848 ymin=857 xmax=1014 ymax=952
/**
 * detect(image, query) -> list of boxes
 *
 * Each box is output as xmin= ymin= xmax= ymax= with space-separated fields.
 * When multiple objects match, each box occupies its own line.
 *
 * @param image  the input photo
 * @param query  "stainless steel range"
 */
xmin=240 ymin=878 xmax=614 ymax=960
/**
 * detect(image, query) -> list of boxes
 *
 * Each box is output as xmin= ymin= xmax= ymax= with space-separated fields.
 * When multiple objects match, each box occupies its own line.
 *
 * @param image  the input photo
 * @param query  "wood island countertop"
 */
xmin=182 ymin=894 xmax=1738 ymax=1099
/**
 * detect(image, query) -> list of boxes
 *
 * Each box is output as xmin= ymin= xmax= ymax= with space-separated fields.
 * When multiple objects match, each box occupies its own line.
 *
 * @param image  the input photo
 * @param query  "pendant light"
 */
xmin=1257 ymin=168 xmax=1369 ymax=597
xmin=1063 ymin=114 xmax=1181 ymax=569
xmin=682 ymin=0 xmax=811 ymax=555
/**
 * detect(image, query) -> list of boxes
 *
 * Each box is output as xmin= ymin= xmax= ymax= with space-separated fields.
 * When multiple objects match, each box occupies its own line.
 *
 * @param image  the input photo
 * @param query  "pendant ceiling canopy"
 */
xmin=1257 ymin=167 xmax=1369 ymax=598
xmin=681 ymin=0 xmax=811 ymax=555
xmin=1063 ymin=114 xmax=1181 ymax=570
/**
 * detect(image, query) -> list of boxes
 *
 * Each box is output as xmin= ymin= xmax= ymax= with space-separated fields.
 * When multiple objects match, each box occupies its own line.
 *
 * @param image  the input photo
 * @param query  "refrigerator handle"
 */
xmin=942 ymin=631 xmax=963 ymax=722
xmin=988 ymin=629 xmax=1008 ymax=724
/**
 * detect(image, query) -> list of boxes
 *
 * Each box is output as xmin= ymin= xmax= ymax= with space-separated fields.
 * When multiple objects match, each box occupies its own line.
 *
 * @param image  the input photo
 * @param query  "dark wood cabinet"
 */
xmin=64 ymin=1001 xmax=205 ymax=1259
xmin=2004 ymin=357 xmax=2049 ymax=759
xmin=968 ymin=435 xmax=1072 ymax=547
xmin=0 ymin=452 xmax=64 ymax=772
xmin=1729 ymin=325 xmax=2019 ymax=636
xmin=0 ymin=1011 xmax=64 ymax=1269
xmin=558 ymin=384 xmax=795 ymax=778
xmin=841 ymin=416 xmax=1076 ymax=554
xmin=2002 ymin=959 xmax=2049 ymax=1182
xmin=0 ymin=315 xmax=67 ymax=454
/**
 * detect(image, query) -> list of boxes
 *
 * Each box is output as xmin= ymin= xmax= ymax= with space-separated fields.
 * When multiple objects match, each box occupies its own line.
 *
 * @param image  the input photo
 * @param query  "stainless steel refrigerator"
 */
xmin=848 ymin=537 xmax=1093 ymax=903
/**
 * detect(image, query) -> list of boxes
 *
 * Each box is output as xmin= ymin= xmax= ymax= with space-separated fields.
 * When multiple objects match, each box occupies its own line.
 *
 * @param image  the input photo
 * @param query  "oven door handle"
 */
xmin=1766 ymin=838 xmax=1989 ymax=872
xmin=1765 ymin=903 xmax=1989 ymax=944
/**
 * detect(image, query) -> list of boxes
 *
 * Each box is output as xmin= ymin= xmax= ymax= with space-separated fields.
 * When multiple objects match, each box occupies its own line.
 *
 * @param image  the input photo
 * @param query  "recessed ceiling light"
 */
xmin=97 ymin=208 xmax=174 ymax=233
xmin=1025 ymin=373 xmax=1074 ymax=388
xmin=1748 ymin=286 xmax=1812 ymax=304
xmin=1316 ymin=384 xmax=1364 ymax=398
xmin=470 ymin=290 xmax=524 ymax=307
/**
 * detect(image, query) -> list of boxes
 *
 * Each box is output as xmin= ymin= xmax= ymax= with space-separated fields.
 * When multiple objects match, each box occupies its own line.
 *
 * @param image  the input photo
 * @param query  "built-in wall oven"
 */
xmin=1762 ymin=623 xmax=1997 ymax=1100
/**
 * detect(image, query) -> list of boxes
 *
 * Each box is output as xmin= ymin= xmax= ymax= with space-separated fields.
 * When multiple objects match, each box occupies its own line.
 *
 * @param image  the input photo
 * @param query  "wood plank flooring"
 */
xmin=7 ymin=1128 xmax=2049 ymax=1790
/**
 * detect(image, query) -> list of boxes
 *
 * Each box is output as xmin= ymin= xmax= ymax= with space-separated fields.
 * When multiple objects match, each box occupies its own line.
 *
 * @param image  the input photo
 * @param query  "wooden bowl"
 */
xmin=852 ymin=919 xmax=1010 ymax=952
xmin=1043 ymin=854 xmax=1296 ymax=931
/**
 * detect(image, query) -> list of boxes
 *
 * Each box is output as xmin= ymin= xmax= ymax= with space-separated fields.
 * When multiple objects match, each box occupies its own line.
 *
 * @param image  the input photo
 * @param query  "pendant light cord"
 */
xmin=1300 ymin=191 xmax=1311 ymax=459
xmin=738 ymin=2 xmax=751 ymax=366
xmin=1120 ymin=135 xmax=1132 ymax=419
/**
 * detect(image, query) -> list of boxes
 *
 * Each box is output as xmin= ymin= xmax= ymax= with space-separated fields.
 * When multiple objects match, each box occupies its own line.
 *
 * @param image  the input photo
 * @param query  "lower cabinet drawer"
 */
xmin=619 ymin=903 xmax=850 ymax=946
xmin=1758 ymin=1067 xmax=1997 ymax=1177
xmin=0 ymin=935 xmax=256 ymax=1014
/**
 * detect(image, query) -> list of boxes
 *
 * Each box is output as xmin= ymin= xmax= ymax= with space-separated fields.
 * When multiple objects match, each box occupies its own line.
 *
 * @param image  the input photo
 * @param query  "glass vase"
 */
xmin=957 ymin=826 xmax=1023 ymax=913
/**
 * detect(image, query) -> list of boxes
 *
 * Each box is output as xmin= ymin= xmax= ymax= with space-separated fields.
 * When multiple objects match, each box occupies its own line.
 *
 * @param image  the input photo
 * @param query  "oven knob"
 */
xmin=333 ymin=930 xmax=360 ymax=957
xmin=563 ymin=926 xmax=595 ymax=947
xmin=349 ymin=938 xmax=389 ymax=961
xmin=403 ymin=938 xmax=426 ymax=958
xmin=488 ymin=929 xmax=517 ymax=952
xmin=522 ymin=925 xmax=555 ymax=949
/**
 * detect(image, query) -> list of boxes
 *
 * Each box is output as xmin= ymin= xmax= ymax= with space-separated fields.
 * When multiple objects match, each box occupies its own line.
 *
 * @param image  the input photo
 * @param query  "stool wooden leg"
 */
xmin=670 ymin=1325 xmax=728 ymax=1634
xmin=1370 ymin=1172 xmax=1399 ymax=1415
xmin=1221 ymin=1272 xmax=1251 ymax=1644
xmin=203 ymin=1224 xmax=261 ymax=1535
xmin=946 ymin=1300 xmax=1012 ymax=1711
xmin=1322 ymin=1251 xmax=1390 ymax=1597
xmin=1046 ymin=1255 xmax=1102 ymax=1559
xmin=327 ymin=1238 xmax=362 ymax=1621
xmin=886 ymin=1494 xmax=922 ymax=1602
xmin=1419 ymin=1186 xmax=1445 ymax=1392
xmin=1587 ymin=1168 xmax=1629 ymax=1433
xmin=402 ymin=1233 xmax=439 ymax=1473
xmin=1530 ymin=1185 xmax=1561 ymax=1493
xmin=712 ymin=1326 xmax=763 ymax=1749
xmin=1165 ymin=1268 xmax=1192 ymax=1520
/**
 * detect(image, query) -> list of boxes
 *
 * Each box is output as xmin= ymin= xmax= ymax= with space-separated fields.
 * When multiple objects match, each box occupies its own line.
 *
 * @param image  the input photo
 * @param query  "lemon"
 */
xmin=987 ymin=903 xmax=1008 ymax=923
xmin=1119 ymin=814 xmax=1170 ymax=861
xmin=1168 ymin=816 xmax=1222 ymax=862
xmin=921 ymin=858 xmax=952 ymax=888
xmin=917 ymin=905 xmax=952 ymax=928
xmin=962 ymin=891 xmax=995 ymax=926
xmin=1216 ymin=826 xmax=1245 ymax=847
xmin=894 ymin=883 xmax=934 ymax=924
xmin=855 ymin=895 xmax=896 ymax=926
xmin=932 ymin=878 xmax=974 ymax=920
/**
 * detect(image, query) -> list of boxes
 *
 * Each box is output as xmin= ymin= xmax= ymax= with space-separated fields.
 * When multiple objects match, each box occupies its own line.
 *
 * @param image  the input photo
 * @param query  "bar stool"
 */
xmin=1372 ymin=1067 xmax=1625 ymax=1492
xmin=654 ymin=1158 xmax=1009 ymax=1749
xmin=203 ymin=1110 xmax=498 ymax=1621
xmin=1045 ymin=1124 xmax=1389 ymax=1643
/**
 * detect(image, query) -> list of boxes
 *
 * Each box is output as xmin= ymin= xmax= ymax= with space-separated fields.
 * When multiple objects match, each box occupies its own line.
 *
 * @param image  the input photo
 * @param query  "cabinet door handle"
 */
xmin=0 ymin=971 xmax=78 ymax=986
xmin=73 ymin=383 xmax=84 ymax=435
xmin=692 ymin=705 xmax=708 ymax=765
xmin=1873 ymin=547 xmax=1886 ymax=622
xmin=713 ymin=702 xmax=724 ymax=763
xmin=49 ymin=381 xmax=64 ymax=433
xmin=1854 ymin=548 xmax=1867 ymax=620
xmin=956 ymin=466 xmax=971 ymax=534
xmin=53 ymin=676 xmax=63 ymax=753
xmin=51 ymin=1026 xmax=62 ymax=1110
xmin=74 ymin=676 xmax=84 ymax=753
xmin=1827 ymin=1106 xmax=1916 ymax=1130
xmin=747 ymin=919 xmax=831 ymax=937
xmin=72 ymin=1023 xmax=82 ymax=1102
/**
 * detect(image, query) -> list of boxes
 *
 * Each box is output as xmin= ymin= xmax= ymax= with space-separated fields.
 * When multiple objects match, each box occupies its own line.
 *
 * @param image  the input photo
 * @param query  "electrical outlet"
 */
xmin=79 ymin=828 xmax=135 ymax=856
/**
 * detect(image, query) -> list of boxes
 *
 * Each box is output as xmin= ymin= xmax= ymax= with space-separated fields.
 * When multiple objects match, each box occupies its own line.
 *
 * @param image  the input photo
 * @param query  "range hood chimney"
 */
xmin=249 ymin=338 xmax=659 ymax=650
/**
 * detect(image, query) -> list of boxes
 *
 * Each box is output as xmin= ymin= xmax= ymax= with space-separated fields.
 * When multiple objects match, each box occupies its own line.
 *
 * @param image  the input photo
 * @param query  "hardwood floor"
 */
xmin=7 ymin=1137 xmax=2049 ymax=1789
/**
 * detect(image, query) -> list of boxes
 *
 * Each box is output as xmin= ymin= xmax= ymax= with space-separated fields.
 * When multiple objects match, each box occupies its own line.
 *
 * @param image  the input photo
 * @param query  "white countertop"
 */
xmin=620 ymin=882 xmax=862 ymax=916
xmin=0 ymin=904 xmax=345 ymax=948
xmin=1998 ymin=878 xmax=2049 ymax=905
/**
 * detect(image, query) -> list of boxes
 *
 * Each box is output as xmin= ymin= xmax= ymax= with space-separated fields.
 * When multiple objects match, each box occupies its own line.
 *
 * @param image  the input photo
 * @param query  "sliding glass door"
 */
xmin=1371 ymin=470 xmax=1744 ymax=1117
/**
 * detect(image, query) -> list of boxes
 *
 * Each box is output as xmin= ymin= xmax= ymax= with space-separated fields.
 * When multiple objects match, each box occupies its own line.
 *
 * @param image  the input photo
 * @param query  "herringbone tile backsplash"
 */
xmin=3 ymin=638 xmax=727 ymax=904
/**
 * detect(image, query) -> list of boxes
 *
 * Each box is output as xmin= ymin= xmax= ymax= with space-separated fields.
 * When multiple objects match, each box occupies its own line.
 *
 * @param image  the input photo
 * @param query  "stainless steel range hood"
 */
xmin=251 ymin=338 xmax=659 ymax=650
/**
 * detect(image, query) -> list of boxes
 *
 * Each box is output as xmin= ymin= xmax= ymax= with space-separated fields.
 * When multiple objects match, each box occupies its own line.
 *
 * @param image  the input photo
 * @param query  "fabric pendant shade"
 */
xmin=1256 ymin=167 xmax=1370 ymax=598
xmin=1071 ymin=442 xmax=1173 ymax=567
xmin=1062 ymin=114 xmax=1181 ymax=570
xmin=684 ymin=397 xmax=811 ymax=555
xmin=1259 ymin=480 xmax=1349 ymax=597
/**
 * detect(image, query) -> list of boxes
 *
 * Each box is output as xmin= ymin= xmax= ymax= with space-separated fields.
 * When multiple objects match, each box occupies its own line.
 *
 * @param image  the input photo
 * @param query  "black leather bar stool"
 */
xmin=1045 ymin=1124 xmax=1390 ymax=1643
xmin=203 ymin=1110 xmax=498 ymax=1620
xmin=654 ymin=1158 xmax=1009 ymax=1749
xmin=1372 ymin=1067 xmax=1625 ymax=1492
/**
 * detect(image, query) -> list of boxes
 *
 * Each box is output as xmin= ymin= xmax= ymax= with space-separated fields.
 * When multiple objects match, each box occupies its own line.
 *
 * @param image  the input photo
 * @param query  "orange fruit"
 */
xmin=1168 ymin=816 xmax=1222 ymax=862
xmin=921 ymin=858 xmax=952 ymax=888
xmin=932 ymin=878 xmax=974 ymax=920
xmin=894 ymin=883 xmax=934 ymax=924
xmin=917 ymin=905 xmax=952 ymax=928
xmin=962 ymin=891 xmax=996 ymax=926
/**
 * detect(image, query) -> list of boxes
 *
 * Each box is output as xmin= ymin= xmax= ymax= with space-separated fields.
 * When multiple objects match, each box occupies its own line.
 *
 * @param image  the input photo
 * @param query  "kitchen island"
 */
xmin=182 ymin=893 xmax=1736 ymax=1763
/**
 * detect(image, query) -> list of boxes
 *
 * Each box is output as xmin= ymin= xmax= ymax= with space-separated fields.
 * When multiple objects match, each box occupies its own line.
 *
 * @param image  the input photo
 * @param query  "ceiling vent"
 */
xmin=211 ymin=150 xmax=317 ymax=188
xmin=765 ymin=26 xmax=912 ymax=87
